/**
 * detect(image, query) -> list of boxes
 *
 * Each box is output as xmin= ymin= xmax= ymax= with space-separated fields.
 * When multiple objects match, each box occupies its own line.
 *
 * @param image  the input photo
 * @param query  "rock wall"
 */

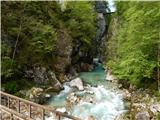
xmin=94 ymin=1 xmax=111 ymax=62
xmin=25 ymin=66 xmax=63 ymax=92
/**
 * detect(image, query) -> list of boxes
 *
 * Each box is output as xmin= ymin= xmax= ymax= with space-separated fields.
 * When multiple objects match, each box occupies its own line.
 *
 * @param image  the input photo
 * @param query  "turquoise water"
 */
xmin=48 ymin=85 xmax=72 ymax=107
xmin=79 ymin=63 xmax=106 ymax=85
xmin=79 ymin=64 xmax=115 ymax=89
xmin=47 ymin=64 xmax=125 ymax=120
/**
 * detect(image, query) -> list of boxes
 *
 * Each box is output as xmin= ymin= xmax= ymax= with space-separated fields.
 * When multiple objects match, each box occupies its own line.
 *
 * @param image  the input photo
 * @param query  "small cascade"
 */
xmin=48 ymin=85 xmax=72 ymax=107
xmin=71 ymin=85 xmax=125 ymax=120
xmin=47 ymin=63 xmax=126 ymax=120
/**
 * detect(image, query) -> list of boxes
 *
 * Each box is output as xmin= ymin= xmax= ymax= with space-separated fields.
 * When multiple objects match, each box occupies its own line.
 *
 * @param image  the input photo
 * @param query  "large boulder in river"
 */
xmin=69 ymin=78 xmax=84 ymax=90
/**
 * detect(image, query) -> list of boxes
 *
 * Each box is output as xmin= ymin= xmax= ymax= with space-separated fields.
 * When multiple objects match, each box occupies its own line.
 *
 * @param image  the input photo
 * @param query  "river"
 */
xmin=47 ymin=64 xmax=126 ymax=120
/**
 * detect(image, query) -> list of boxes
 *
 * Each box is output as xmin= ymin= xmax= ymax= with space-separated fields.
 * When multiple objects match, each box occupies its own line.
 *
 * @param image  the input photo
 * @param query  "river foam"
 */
xmin=71 ymin=85 xmax=125 ymax=120
xmin=47 ymin=64 xmax=126 ymax=120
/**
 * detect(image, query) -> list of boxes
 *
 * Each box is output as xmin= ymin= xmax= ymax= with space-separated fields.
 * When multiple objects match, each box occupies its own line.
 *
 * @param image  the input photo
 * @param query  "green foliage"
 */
xmin=18 ymin=21 xmax=57 ymax=65
xmin=155 ymin=91 xmax=160 ymax=101
xmin=3 ymin=81 xmax=19 ymax=94
xmin=1 ymin=57 xmax=15 ymax=78
xmin=1 ymin=43 xmax=17 ymax=78
xmin=64 ymin=1 xmax=96 ymax=46
xmin=1 ymin=1 xmax=97 ymax=81
xmin=157 ymin=112 xmax=160 ymax=120
xmin=30 ymin=23 xmax=57 ymax=54
xmin=107 ymin=1 xmax=160 ymax=86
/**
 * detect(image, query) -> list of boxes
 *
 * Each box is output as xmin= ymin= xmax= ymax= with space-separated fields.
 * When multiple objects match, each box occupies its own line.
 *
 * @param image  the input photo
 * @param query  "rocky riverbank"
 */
xmin=115 ymin=84 xmax=160 ymax=120
xmin=104 ymin=68 xmax=160 ymax=120
xmin=47 ymin=64 xmax=128 ymax=120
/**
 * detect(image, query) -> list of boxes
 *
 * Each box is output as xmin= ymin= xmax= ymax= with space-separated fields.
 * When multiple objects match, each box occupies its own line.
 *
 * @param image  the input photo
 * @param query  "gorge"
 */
xmin=1 ymin=1 xmax=160 ymax=120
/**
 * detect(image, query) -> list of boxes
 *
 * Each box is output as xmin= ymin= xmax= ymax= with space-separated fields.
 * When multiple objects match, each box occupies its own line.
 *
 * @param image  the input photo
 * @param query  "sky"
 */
xmin=59 ymin=0 xmax=116 ymax=13
xmin=107 ymin=0 xmax=116 ymax=12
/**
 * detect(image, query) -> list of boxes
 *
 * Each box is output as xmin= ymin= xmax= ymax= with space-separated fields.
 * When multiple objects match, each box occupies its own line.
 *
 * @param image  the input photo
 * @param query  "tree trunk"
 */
xmin=158 ymin=42 xmax=160 ymax=92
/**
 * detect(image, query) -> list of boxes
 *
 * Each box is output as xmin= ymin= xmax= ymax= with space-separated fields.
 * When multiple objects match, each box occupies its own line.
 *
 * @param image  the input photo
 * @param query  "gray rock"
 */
xmin=27 ymin=87 xmax=45 ymax=104
xmin=86 ymin=115 xmax=96 ymax=120
xmin=120 ymin=89 xmax=131 ymax=101
xmin=48 ymin=71 xmax=63 ymax=90
xmin=56 ymin=107 xmax=66 ymax=113
xmin=95 ymin=1 xmax=108 ymax=13
xmin=135 ymin=111 xmax=150 ymax=120
xmin=69 ymin=78 xmax=84 ymax=90
xmin=150 ymin=104 xmax=160 ymax=115
xmin=27 ymin=87 xmax=54 ymax=104
xmin=25 ymin=66 xmax=63 ymax=91
xmin=67 ymin=92 xmax=80 ymax=104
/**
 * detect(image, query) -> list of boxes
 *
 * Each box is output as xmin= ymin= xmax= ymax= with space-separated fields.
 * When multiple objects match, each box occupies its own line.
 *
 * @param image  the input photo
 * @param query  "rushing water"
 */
xmin=47 ymin=64 xmax=126 ymax=120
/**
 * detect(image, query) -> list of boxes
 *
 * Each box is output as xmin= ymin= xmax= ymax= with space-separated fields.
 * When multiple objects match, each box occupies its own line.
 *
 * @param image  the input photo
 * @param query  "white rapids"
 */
xmin=71 ymin=85 xmax=125 ymax=120
xmin=47 ymin=64 xmax=127 ymax=120
xmin=46 ymin=84 xmax=126 ymax=120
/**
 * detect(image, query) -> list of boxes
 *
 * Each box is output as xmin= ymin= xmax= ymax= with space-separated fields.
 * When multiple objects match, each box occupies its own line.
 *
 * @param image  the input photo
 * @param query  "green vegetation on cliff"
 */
xmin=107 ymin=1 xmax=160 ymax=88
xmin=1 ymin=1 xmax=97 ymax=93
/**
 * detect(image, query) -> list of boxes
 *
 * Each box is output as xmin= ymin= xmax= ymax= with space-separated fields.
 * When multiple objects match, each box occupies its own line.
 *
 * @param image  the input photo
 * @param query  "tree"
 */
xmin=107 ymin=1 xmax=160 ymax=88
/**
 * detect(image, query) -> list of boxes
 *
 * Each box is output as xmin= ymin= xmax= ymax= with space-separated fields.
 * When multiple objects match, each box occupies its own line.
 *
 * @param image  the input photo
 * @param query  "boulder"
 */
xmin=69 ymin=78 xmax=84 ymax=90
xmin=56 ymin=107 xmax=66 ymax=113
xmin=119 ymin=89 xmax=131 ymax=101
xmin=95 ymin=1 xmax=108 ymax=13
xmin=106 ymin=69 xmax=116 ymax=81
xmin=66 ymin=92 xmax=80 ymax=104
xmin=48 ymin=71 xmax=63 ymax=91
xmin=25 ymin=66 xmax=63 ymax=92
xmin=132 ymin=103 xmax=147 ymax=112
xmin=135 ymin=111 xmax=150 ymax=120
xmin=149 ymin=104 xmax=160 ymax=115
xmin=27 ymin=87 xmax=51 ymax=104
xmin=85 ymin=115 xmax=96 ymax=120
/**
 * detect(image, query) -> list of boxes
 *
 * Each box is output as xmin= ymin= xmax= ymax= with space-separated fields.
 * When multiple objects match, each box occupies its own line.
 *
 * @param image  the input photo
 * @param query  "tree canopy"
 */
xmin=107 ymin=1 xmax=160 ymax=88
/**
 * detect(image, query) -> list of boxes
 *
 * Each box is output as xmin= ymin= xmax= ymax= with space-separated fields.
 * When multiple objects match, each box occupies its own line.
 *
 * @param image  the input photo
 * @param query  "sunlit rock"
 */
xmin=106 ymin=71 xmax=116 ymax=81
xmin=119 ymin=89 xmax=131 ymax=101
xmin=69 ymin=78 xmax=84 ymax=90
xmin=149 ymin=104 xmax=160 ymax=115
xmin=85 ymin=115 xmax=96 ymax=120
xmin=56 ymin=107 xmax=66 ymax=113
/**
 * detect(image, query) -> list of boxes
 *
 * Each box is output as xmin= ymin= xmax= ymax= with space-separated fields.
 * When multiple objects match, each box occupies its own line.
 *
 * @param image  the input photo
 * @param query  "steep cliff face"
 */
xmin=53 ymin=27 xmax=73 ymax=81
xmin=94 ymin=1 xmax=110 ymax=62
xmin=1 ymin=1 xmax=97 ymax=94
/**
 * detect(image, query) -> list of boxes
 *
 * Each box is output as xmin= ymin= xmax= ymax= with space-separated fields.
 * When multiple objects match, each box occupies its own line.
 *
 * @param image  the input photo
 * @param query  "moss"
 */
xmin=155 ymin=91 xmax=160 ymax=102
xmin=3 ymin=81 xmax=19 ymax=94
xmin=157 ymin=113 xmax=160 ymax=120
xmin=2 ymin=78 xmax=37 ymax=95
